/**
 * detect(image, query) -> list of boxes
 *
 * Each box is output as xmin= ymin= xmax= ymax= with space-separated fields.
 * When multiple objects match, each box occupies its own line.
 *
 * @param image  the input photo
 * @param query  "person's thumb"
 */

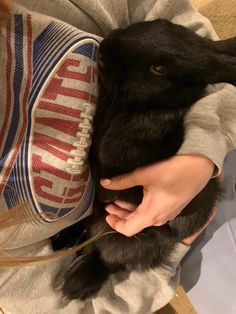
xmin=100 ymin=170 xmax=140 ymax=191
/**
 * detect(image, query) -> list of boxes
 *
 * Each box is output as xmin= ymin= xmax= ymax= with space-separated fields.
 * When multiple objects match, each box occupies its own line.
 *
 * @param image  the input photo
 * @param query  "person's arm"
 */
xmin=177 ymin=83 xmax=236 ymax=177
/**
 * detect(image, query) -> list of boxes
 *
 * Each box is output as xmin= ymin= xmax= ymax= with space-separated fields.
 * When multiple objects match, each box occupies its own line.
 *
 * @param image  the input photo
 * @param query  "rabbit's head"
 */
xmin=98 ymin=19 xmax=236 ymax=111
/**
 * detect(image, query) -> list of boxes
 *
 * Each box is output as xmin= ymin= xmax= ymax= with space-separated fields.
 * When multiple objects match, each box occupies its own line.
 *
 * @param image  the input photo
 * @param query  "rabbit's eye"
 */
xmin=150 ymin=65 xmax=167 ymax=76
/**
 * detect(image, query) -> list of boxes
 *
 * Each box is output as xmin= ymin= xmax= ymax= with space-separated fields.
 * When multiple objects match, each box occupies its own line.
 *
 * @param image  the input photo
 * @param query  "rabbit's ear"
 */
xmin=205 ymin=37 xmax=236 ymax=85
xmin=210 ymin=37 xmax=236 ymax=57
xmin=206 ymin=53 xmax=236 ymax=85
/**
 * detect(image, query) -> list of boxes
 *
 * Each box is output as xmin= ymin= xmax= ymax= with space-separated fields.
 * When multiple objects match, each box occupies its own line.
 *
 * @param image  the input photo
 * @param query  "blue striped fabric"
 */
xmin=0 ymin=15 xmax=24 ymax=173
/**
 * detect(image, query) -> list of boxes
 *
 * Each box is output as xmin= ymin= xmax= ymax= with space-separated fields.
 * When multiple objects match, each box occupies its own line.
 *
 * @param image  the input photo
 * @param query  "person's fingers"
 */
xmin=113 ymin=200 xmax=137 ymax=212
xmin=106 ymin=213 xmax=148 ymax=237
xmin=105 ymin=204 xmax=132 ymax=220
xmin=153 ymin=206 xmax=184 ymax=225
xmin=100 ymin=168 xmax=143 ymax=190
xmin=150 ymin=210 xmax=171 ymax=226
xmin=154 ymin=218 xmax=169 ymax=226
xmin=106 ymin=200 xmax=154 ymax=236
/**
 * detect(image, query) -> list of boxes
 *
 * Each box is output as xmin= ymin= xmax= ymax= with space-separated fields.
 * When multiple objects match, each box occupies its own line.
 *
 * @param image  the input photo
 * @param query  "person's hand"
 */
xmin=100 ymin=154 xmax=215 ymax=236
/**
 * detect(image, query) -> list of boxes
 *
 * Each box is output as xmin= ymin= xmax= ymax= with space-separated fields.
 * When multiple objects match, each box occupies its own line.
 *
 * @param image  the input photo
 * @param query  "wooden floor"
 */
xmin=157 ymin=286 xmax=197 ymax=314
xmin=191 ymin=0 xmax=236 ymax=39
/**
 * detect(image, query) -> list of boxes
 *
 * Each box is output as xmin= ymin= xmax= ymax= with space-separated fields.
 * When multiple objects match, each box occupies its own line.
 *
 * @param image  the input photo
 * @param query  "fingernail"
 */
xmin=101 ymin=178 xmax=111 ymax=186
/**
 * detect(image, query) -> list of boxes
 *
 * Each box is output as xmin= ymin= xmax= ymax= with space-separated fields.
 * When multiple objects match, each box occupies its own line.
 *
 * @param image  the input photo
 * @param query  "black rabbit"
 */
xmin=55 ymin=19 xmax=236 ymax=301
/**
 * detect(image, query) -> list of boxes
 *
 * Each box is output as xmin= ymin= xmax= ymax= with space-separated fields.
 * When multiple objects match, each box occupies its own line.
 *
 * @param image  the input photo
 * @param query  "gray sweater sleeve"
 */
xmin=178 ymin=84 xmax=236 ymax=176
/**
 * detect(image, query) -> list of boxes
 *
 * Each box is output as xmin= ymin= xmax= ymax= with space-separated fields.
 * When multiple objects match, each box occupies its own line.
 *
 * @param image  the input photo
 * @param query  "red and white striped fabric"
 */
xmin=0 ymin=13 xmax=101 ymax=248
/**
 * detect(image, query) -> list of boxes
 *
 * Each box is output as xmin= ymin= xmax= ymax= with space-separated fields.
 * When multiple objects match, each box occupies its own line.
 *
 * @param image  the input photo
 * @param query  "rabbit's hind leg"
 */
xmin=62 ymin=249 xmax=110 ymax=301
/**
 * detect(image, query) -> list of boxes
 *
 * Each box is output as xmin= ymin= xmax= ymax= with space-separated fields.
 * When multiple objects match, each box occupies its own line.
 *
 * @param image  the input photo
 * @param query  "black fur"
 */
xmin=54 ymin=19 xmax=236 ymax=300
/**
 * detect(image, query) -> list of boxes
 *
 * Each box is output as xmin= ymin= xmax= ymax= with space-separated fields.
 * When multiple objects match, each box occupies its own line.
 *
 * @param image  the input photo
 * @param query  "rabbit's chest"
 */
xmin=91 ymin=111 xmax=185 ymax=177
